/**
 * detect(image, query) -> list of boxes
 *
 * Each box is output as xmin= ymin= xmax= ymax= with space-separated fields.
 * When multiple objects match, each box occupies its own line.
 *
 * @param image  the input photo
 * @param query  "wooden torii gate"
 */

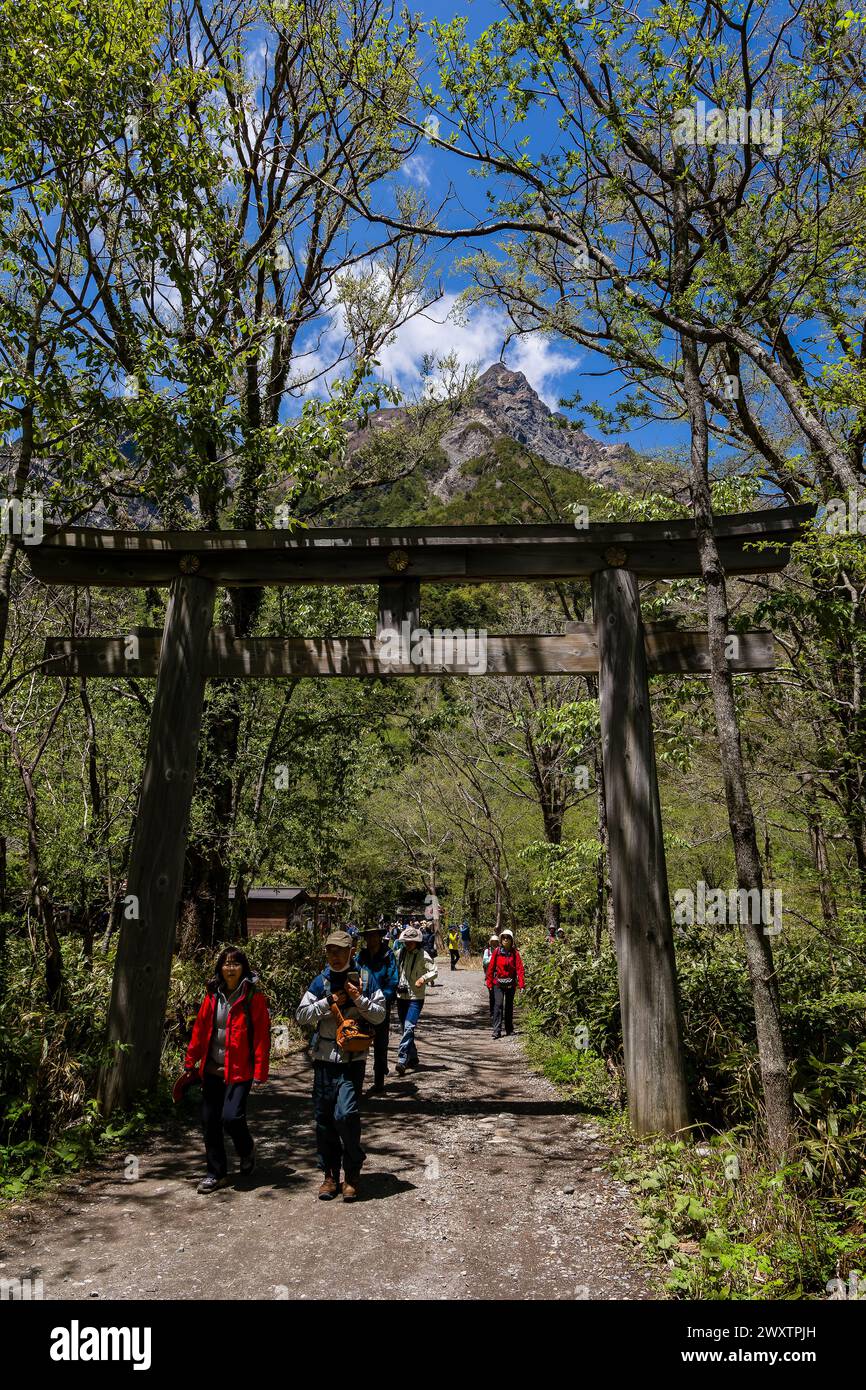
xmin=28 ymin=505 xmax=811 ymax=1130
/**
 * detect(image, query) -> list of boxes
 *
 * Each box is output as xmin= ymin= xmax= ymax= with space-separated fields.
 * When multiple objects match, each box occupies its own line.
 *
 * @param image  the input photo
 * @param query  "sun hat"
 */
xmin=488 ymin=934 xmax=499 ymax=944
xmin=500 ymin=928 xmax=514 ymax=940
xmin=399 ymin=925 xmax=424 ymax=944
xmin=171 ymin=1069 xmax=200 ymax=1104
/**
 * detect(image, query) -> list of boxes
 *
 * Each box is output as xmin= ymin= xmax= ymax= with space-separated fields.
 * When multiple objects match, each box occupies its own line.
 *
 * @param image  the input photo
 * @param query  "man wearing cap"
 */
xmin=296 ymin=929 xmax=385 ymax=1201
xmin=393 ymin=925 xmax=438 ymax=1075
xmin=355 ymin=923 xmax=399 ymax=1094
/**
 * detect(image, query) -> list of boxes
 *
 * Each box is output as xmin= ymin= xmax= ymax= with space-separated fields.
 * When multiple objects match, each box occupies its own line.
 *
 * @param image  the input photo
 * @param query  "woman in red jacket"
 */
xmin=485 ymin=929 xmax=525 ymax=1040
xmin=184 ymin=947 xmax=270 ymax=1193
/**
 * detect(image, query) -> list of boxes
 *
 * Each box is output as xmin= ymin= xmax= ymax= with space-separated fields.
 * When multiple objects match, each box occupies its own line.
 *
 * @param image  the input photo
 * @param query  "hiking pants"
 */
xmin=396 ymin=996 xmax=424 ymax=1066
xmin=312 ymin=1060 xmax=366 ymax=1179
xmin=492 ymin=984 xmax=515 ymax=1037
xmin=449 ymin=949 xmax=460 ymax=970
xmin=201 ymin=1075 xmax=254 ymax=1178
xmin=373 ymin=1001 xmax=392 ymax=1087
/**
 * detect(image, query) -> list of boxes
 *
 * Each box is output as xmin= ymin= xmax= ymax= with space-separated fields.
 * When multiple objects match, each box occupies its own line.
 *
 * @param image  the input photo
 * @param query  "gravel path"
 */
xmin=0 ymin=963 xmax=659 ymax=1300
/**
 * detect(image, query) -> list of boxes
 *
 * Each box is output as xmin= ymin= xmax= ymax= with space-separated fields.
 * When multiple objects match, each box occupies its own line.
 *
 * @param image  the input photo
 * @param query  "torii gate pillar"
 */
xmin=99 ymin=574 xmax=216 ymax=1115
xmin=592 ymin=565 xmax=690 ymax=1135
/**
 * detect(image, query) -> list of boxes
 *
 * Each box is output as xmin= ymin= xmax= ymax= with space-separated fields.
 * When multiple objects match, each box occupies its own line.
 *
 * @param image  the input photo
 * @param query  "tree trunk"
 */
xmin=680 ymin=328 xmax=796 ymax=1159
xmin=802 ymin=792 xmax=837 ymax=929
xmin=0 ymin=393 xmax=35 ymax=663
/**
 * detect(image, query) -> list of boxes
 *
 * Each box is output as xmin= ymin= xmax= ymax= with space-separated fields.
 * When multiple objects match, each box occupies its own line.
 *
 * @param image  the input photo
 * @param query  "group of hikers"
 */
xmin=181 ymin=918 xmax=526 ymax=1202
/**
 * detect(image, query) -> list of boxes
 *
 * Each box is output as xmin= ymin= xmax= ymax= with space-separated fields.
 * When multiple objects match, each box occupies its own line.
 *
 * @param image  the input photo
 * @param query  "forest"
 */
xmin=0 ymin=0 xmax=865 ymax=1304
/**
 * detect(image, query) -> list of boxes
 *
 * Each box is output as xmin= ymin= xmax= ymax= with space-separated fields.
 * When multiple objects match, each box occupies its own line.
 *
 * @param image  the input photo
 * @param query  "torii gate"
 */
xmin=28 ymin=504 xmax=811 ymax=1129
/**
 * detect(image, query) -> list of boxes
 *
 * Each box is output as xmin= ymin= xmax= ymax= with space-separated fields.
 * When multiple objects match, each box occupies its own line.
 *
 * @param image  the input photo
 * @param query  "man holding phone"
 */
xmin=296 ymin=929 xmax=385 ymax=1202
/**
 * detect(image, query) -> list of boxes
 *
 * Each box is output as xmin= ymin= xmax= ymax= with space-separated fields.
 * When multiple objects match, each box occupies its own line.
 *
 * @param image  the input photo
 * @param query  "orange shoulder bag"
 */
xmin=330 ymin=1000 xmax=374 ymax=1053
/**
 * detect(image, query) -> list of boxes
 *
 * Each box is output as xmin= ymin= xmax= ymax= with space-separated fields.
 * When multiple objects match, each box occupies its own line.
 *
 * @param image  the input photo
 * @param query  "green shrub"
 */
xmin=519 ymin=915 xmax=866 ymax=1298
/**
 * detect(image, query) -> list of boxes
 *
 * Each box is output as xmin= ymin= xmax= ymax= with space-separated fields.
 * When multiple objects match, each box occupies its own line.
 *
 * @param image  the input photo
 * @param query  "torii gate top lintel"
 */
xmin=27 ymin=504 xmax=813 ymax=587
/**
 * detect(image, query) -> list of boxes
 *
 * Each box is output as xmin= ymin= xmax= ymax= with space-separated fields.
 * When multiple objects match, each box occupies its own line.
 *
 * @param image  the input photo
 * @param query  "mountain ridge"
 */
xmin=352 ymin=362 xmax=627 ymax=503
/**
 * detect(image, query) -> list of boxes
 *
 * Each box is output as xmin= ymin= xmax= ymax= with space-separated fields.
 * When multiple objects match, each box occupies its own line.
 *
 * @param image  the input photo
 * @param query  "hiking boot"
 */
xmin=369 ymin=1081 xmax=385 ymax=1095
xmin=197 ymin=1175 xmax=229 ymax=1194
xmin=318 ymin=1173 xmax=339 ymax=1200
xmin=342 ymin=1175 xmax=360 ymax=1202
xmin=395 ymin=1062 xmax=406 ymax=1076
xmin=239 ymin=1145 xmax=256 ymax=1177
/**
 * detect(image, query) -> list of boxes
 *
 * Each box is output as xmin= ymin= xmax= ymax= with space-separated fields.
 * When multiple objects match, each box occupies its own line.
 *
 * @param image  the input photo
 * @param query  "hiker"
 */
xmin=355 ymin=923 xmax=399 ymax=1094
xmin=485 ymin=929 xmax=525 ymax=1039
xmin=460 ymin=918 xmax=472 ymax=958
xmin=422 ymin=921 xmax=437 ymax=958
xmin=393 ymin=925 xmax=437 ymax=1075
xmin=447 ymin=926 xmax=460 ymax=971
xmin=184 ymin=947 xmax=270 ymax=1194
xmin=296 ymin=929 xmax=385 ymax=1201
xmin=481 ymin=934 xmax=499 ymax=1017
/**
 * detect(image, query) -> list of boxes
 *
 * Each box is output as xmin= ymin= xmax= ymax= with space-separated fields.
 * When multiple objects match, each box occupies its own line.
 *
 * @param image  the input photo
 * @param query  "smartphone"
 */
xmin=345 ymin=971 xmax=361 ymax=990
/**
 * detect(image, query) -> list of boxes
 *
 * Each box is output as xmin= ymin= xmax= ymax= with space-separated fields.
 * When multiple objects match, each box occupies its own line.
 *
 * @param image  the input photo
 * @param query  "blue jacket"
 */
xmin=296 ymin=963 xmax=385 ymax=1064
xmin=355 ymin=946 xmax=399 ymax=1003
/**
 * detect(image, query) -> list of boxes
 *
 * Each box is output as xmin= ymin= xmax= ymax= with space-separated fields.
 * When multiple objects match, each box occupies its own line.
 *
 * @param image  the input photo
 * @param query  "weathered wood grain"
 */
xmin=25 ymin=506 xmax=814 ymax=586
xmin=43 ymin=628 xmax=777 ymax=678
xmin=98 ymin=575 xmax=216 ymax=1116
xmin=592 ymin=566 xmax=691 ymax=1136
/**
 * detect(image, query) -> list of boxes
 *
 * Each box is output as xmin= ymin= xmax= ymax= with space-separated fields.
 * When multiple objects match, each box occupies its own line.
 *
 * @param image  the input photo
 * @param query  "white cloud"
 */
xmin=289 ymin=283 xmax=580 ymax=409
xmin=401 ymin=154 xmax=431 ymax=188
xmin=373 ymin=293 xmax=580 ymax=407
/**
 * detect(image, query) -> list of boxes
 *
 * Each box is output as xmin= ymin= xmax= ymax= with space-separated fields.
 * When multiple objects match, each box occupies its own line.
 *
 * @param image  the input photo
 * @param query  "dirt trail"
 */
xmin=0 ymin=964 xmax=658 ymax=1300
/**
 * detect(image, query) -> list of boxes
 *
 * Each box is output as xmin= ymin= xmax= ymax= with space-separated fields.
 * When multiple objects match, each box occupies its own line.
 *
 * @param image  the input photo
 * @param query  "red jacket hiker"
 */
xmin=485 ymin=947 xmax=525 ymax=991
xmin=185 ymin=981 xmax=270 ymax=1084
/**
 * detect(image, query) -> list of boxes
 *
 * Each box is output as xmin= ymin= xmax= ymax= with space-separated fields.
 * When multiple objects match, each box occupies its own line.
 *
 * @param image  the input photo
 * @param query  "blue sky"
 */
xmin=316 ymin=0 xmax=690 ymax=458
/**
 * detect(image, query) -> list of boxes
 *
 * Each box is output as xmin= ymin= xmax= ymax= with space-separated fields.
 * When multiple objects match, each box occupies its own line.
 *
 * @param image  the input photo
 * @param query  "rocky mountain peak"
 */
xmin=431 ymin=361 xmax=626 ymax=501
xmin=345 ymin=359 xmax=628 ymax=506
